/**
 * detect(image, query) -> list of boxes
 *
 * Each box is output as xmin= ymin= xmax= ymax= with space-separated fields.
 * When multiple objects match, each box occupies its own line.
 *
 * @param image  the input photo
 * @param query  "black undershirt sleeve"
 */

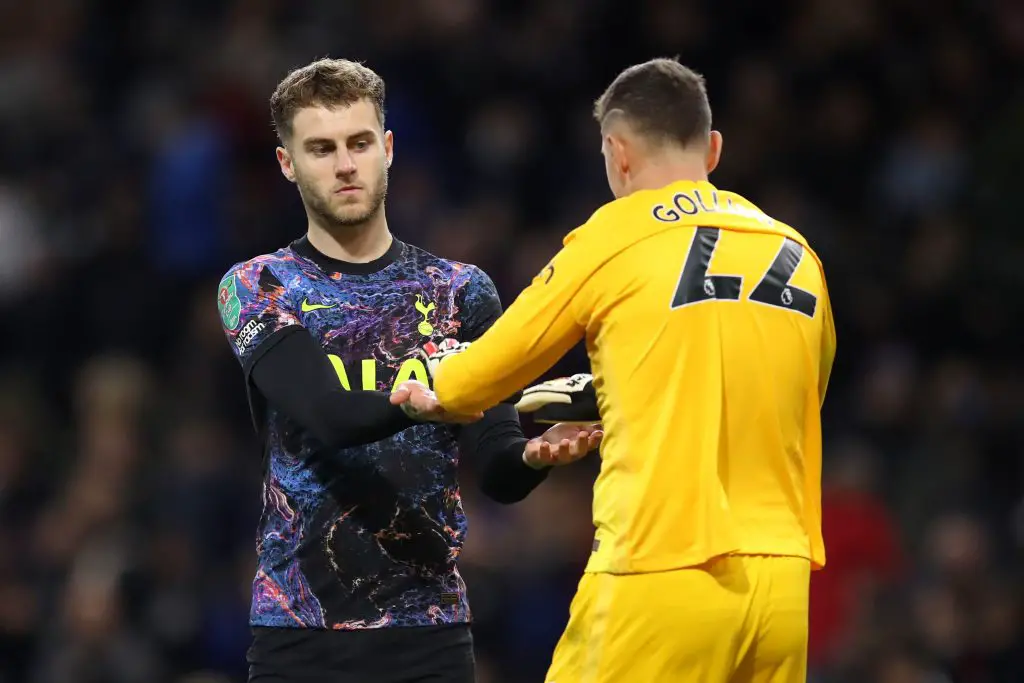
xmin=458 ymin=402 xmax=550 ymax=504
xmin=250 ymin=328 xmax=416 ymax=450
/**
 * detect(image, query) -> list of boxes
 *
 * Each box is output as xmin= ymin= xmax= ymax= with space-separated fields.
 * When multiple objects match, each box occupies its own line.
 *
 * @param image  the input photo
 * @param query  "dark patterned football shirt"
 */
xmin=219 ymin=237 xmax=500 ymax=630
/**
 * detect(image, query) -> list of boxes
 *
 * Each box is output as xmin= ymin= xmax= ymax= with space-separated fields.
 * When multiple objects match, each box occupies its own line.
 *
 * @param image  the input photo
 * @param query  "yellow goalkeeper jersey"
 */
xmin=434 ymin=180 xmax=836 ymax=574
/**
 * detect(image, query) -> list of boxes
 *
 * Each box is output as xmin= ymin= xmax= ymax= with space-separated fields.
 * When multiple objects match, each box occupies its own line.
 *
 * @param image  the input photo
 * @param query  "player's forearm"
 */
xmin=459 ymin=404 xmax=549 ymax=504
xmin=479 ymin=442 xmax=550 ymax=503
xmin=301 ymin=389 xmax=417 ymax=449
xmin=252 ymin=330 xmax=415 ymax=449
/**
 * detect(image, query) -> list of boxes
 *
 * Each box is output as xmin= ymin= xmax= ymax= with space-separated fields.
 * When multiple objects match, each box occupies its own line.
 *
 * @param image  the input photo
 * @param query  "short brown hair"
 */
xmin=594 ymin=58 xmax=711 ymax=148
xmin=270 ymin=58 xmax=386 ymax=143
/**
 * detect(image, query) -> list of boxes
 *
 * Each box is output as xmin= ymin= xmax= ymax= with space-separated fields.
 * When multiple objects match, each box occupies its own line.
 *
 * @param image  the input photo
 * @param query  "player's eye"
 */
xmin=352 ymin=140 xmax=370 ymax=151
xmin=310 ymin=146 xmax=332 ymax=156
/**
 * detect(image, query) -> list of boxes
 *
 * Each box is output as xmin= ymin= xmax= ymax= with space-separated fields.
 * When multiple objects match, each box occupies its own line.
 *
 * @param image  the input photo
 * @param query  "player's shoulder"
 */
xmin=738 ymin=198 xmax=825 ymax=269
xmin=401 ymin=241 xmax=496 ymax=288
xmin=727 ymin=192 xmax=812 ymax=243
xmin=725 ymin=194 xmax=830 ymax=286
xmin=572 ymin=196 xmax=631 ymax=234
xmin=221 ymin=246 xmax=294 ymax=280
xmin=562 ymin=190 xmax=661 ymax=248
xmin=218 ymin=246 xmax=301 ymax=300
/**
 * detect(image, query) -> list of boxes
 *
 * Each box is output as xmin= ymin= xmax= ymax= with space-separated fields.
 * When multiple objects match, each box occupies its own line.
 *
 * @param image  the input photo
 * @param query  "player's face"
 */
xmin=277 ymin=99 xmax=394 ymax=229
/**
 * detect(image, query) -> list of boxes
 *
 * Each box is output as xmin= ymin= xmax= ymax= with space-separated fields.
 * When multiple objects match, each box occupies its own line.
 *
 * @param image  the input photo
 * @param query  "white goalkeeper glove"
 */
xmin=420 ymin=338 xmax=471 ymax=376
xmin=419 ymin=338 xmax=524 ymax=406
xmin=515 ymin=374 xmax=599 ymax=424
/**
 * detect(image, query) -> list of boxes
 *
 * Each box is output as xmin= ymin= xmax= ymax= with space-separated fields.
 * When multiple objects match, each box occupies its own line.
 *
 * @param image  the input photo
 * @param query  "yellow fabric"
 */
xmin=433 ymin=180 xmax=835 ymax=573
xmin=544 ymin=555 xmax=811 ymax=683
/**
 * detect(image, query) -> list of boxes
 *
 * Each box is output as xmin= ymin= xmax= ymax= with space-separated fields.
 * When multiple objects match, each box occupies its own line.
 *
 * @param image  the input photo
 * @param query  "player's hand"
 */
xmin=420 ymin=338 xmax=471 ymax=377
xmin=390 ymin=380 xmax=483 ymax=424
xmin=523 ymin=422 xmax=603 ymax=470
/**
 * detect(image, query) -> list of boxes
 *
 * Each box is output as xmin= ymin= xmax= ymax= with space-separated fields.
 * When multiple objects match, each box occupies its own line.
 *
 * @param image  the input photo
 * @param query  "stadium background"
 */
xmin=0 ymin=0 xmax=1022 ymax=681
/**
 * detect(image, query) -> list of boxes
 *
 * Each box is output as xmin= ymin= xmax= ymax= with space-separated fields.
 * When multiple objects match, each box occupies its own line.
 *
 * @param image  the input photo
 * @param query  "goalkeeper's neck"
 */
xmin=625 ymin=150 xmax=711 ymax=196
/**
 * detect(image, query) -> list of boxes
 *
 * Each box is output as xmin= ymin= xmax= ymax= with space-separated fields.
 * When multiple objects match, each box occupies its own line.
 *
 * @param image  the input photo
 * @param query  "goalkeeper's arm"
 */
xmin=515 ymin=374 xmax=599 ymax=424
xmin=431 ymin=232 xmax=596 ymax=414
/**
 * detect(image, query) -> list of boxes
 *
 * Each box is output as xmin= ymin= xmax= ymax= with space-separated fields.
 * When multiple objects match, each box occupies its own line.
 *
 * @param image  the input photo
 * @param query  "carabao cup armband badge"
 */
xmin=218 ymin=275 xmax=242 ymax=330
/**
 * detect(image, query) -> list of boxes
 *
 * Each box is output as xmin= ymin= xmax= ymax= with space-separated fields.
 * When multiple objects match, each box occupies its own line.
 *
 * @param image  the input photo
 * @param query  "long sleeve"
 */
xmin=453 ymin=267 xmax=550 ymax=502
xmin=250 ymin=329 xmax=415 ymax=449
xmin=218 ymin=260 xmax=415 ymax=449
xmin=434 ymin=232 xmax=593 ymax=414
xmin=819 ymin=285 xmax=837 ymax=407
xmin=458 ymin=403 xmax=549 ymax=504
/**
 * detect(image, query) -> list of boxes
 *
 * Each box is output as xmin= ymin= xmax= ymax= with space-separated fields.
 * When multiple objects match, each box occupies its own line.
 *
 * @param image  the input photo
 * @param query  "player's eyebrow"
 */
xmin=346 ymin=129 xmax=378 ymax=142
xmin=302 ymin=137 xmax=336 ymax=151
xmin=302 ymin=130 xmax=377 ymax=150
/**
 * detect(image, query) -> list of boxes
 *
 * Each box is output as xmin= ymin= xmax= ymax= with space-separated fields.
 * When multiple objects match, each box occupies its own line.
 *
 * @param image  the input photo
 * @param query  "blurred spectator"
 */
xmin=810 ymin=439 xmax=903 ymax=669
xmin=0 ymin=184 xmax=47 ymax=303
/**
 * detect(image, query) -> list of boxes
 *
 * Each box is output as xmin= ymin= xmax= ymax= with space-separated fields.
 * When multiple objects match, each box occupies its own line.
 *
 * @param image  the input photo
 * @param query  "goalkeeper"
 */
xmin=392 ymin=58 xmax=834 ymax=683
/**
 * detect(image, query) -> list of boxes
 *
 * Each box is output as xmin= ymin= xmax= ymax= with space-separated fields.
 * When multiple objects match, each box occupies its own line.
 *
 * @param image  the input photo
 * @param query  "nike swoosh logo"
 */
xmin=301 ymin=299 xmax=336 ymax=313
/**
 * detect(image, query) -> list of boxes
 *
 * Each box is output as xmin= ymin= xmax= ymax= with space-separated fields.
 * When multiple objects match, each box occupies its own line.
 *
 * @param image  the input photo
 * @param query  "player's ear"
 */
xmin=608 ymin=133 xmax=630 ymax=176
xmin=384 ymin=129 xmax=394 ymax=169
xmin=705 ymin=130 xmax=723 ymax=175
xmin=277 ymin=146 xmax=297 ymax=183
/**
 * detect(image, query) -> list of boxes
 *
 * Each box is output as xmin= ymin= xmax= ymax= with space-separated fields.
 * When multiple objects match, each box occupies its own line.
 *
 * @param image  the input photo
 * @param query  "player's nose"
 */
xmin=334 ymin=152 xmax=357 ymax=176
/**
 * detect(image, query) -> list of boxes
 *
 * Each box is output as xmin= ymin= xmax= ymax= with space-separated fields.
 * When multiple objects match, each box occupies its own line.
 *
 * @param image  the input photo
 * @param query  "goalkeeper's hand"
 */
xmin=515 ymin=374 xmax=599 ymax=424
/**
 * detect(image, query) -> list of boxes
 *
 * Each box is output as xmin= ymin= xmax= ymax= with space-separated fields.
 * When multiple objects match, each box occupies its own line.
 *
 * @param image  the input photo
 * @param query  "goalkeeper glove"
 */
xmin=420 ymin=338 xmax=523 ymax=405
xmin=421 ymin=338 xmax=471 ymax=376
xmin=515 ymin=374 xmax=599 ymax=424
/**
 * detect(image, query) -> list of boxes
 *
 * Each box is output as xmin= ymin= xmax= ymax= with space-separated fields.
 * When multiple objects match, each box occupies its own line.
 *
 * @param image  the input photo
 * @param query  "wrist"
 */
xmin=400 ymin=402 xmax=429 ymax=422
xmin=521 ymin=447 xmax=548 ymax=470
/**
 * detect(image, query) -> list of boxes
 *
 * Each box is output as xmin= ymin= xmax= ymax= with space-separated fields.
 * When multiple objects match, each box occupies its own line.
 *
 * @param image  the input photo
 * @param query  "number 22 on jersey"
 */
xmin=670 ymin=227 xmax=817 ymax=317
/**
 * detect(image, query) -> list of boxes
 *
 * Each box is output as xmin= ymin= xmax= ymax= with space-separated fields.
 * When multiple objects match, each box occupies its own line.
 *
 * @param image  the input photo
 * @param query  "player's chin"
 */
xmin=331 ymin=205 xmax=374 ymax=225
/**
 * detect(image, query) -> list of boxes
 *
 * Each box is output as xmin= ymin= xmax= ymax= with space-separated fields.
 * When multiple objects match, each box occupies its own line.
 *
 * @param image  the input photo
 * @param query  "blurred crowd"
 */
xmin=0 ymin=1 xmax=1022 ymax=682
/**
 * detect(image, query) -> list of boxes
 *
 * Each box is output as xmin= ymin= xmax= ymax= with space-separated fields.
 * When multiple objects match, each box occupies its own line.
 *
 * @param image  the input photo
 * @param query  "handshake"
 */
xmin=389 ymin=339 xmax=600 ymax=424
xmin=388 ymin=339 xmax=602 ymax=468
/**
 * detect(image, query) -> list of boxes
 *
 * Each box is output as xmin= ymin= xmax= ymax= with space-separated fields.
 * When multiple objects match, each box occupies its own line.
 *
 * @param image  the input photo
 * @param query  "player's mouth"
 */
xmin=335 ymin=185 xmax=361 ymax=195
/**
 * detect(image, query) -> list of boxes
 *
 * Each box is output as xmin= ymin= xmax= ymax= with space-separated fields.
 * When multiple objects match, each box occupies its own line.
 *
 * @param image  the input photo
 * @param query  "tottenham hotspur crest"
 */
xmin=415 ymin=295 xmax=436 ymax=336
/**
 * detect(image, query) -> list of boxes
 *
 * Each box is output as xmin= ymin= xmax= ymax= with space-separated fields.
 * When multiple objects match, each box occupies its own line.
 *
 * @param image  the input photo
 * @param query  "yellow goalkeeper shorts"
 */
xmin=544 ymin=555 xmax=810 ymax=683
